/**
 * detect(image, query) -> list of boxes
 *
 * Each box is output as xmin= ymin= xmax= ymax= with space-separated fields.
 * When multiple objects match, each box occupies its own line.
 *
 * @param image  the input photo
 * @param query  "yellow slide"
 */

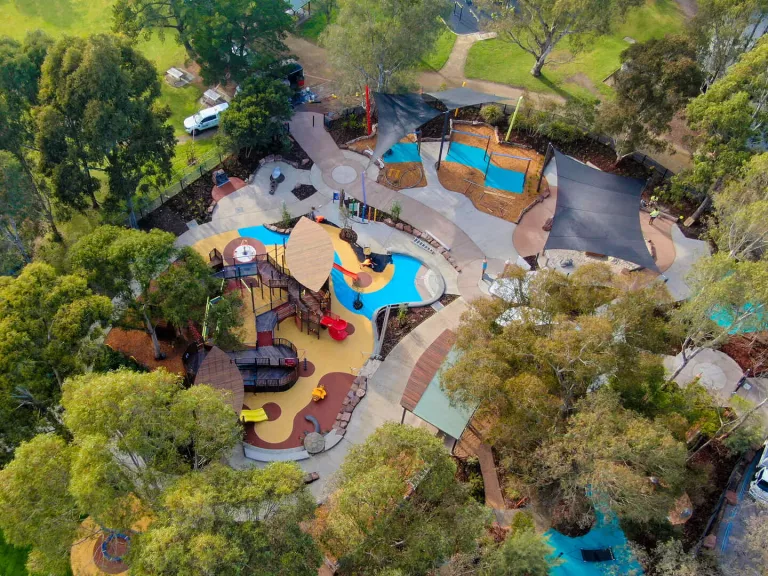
xmin=240 ymin=408 xmax=268 ymax=423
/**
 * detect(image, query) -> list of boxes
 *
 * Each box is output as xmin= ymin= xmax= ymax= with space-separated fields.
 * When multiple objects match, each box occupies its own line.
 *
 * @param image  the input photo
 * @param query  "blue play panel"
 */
xmin=446 ymin=141 xmax=525 ymax=194
xmin=383 ymin=142 xmax=422 ymax=164
xmin=331 ymin=252 xmax=423 ymax=319
xmin=238 ymin=225 xmax=289 ymax=246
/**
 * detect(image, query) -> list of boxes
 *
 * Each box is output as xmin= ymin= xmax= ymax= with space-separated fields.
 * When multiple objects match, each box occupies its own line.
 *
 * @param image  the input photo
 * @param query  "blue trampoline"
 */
xmin=383 ymin=142 xmax=422 ymax=164
xmin=445 ymin=141 xmax=525 ymax=194
xmin=545 ymin=510 xmax=643 ymax=576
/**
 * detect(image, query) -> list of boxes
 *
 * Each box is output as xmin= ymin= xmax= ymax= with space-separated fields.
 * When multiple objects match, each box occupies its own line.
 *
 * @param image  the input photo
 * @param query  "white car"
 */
xmin=749 ymin=441 xmax=768 ymax=504
xmin=183 ymin=102 xmax=229 ymax=135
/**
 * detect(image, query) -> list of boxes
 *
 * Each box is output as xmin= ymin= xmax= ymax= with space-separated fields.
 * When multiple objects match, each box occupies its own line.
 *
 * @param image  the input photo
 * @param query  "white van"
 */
xmin=184 ymin=102 xmax=229 ymax=135
xmin=749 ymin=441 xmax=768 ymax=504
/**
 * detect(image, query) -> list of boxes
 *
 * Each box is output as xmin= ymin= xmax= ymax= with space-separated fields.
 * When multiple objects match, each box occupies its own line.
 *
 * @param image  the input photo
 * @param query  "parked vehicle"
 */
xmin=183 ymin=102 xmax=229 ymax=135
xmin=748 ymin=441 xmax=768 ymax=504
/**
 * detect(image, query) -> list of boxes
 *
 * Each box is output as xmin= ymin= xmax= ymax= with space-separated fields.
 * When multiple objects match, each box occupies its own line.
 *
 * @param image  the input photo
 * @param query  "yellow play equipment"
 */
xmin=312 ymin=384 xmax=327 ymax=402
xmin=240 ymin=408 xmax=268 ymax=423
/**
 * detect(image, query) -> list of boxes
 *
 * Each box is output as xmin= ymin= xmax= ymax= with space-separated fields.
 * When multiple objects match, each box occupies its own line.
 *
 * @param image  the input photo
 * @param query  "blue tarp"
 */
xmin=445 ymin=142 xmax=525 ymax=194
xmin=383 ymin=142 xmax=422 ymax=164
xmin=545 ymin=510 xmax=643 ymax=576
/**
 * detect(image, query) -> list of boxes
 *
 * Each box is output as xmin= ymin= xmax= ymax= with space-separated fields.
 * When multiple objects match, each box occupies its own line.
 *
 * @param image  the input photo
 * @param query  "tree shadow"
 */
xmin=13 ymin=0 xmax=82 ymax=28
xmin=533 ymin=74 xmax=574 ymax=101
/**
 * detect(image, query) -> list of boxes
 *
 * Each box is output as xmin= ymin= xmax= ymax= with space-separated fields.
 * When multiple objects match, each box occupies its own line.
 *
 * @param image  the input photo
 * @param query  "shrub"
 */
xmin=481 ymin=104 xmax=504 ymax=126
xmin=389 ymin=199 xmax=402 ymax=222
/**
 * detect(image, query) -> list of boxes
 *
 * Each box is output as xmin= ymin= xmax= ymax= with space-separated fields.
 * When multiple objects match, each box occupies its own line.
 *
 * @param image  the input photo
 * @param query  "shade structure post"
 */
xmin=365 ymin=85 xmax=372 ymax=136
xmin=485 ymin=135 xmax=491 ymax=159
xmin=436 ymin=111 xmax=450 ymax=171
xmin=361 ymin=172 xmax=367 ymax=223
xmin=485 ymin=154 xmax=491 ymax=179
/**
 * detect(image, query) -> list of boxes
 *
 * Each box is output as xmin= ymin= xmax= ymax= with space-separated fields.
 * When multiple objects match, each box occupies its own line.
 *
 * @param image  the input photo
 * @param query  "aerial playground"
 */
xmin=188 ymin=216 xmax=433 ymax=456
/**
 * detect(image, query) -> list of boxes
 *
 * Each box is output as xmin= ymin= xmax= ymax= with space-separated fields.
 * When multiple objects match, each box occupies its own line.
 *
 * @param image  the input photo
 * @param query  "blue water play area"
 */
xmin=239 ymin=225 xmax=289 ymax=246
xmin=383 ymin=142 xmax=422 ymax=164
xmin=446 ymin=141 xmax=526 ymax=194
xmin=331 ymin=252 xmax=423 ymax=319
xmin=544 ymin=510 xmax=643 ymax=576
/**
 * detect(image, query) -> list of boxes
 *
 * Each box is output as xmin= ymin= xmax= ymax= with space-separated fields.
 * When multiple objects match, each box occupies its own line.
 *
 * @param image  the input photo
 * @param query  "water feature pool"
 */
xmin=331 ymin=252 xmax=424 ymax=319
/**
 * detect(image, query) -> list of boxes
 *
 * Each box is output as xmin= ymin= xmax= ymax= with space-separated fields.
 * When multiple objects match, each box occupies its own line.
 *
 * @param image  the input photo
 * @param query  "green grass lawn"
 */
xmin=465 ymin=0 xmax=686 ymax=101
xmin=296 ymin=11 xmax=335 ymax=42
xmin=0 ymin=531 xmax=29 ymax=576
xmin=0 ymin=0 xmax=203 ymax=136
xmin=419 ymin=25 xmax=457 ymax=72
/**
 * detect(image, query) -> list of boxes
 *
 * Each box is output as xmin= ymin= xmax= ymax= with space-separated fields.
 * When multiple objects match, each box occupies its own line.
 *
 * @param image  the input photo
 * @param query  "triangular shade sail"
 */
xmin=372 ymin=92 xmax=442 ymax=160
xmin=544 ymin=148 xmax=658 ymax=272
xmin=426 ymin=86 xmax=506 ymax=110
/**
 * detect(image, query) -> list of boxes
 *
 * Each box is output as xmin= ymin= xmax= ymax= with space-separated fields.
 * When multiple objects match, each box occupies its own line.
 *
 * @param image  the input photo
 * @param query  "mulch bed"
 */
xmin=682 ymin=441 xmax=740 ymax=549
xmin=327 ymin=112 xmax=374 ymax=147
xmin=105 ymin=328 xmax=187 ymax=375
xmin=378 ymin=294 xmax=459 ymax=359
xmin=93 ymin=533 xmax=130 ymax=574
xmin=721 ymin=333 xmax=768 ymax=376
xmin=292 ymin=184 xmax=317 ymax=201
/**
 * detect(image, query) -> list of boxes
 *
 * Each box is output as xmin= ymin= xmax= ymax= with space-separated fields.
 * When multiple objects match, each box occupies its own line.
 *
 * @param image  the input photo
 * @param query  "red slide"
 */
xmin=333 ymin=263 xmax=358 ymax=281
xmin=320 ymin=313 xmax=349 ymax=341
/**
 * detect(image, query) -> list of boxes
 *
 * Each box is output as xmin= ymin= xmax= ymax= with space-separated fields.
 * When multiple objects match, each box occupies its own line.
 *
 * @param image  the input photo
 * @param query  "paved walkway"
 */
xmin=663 ymin=348 xmax=746 ymax=405
xmin=290 ymin=111 xmax=510 ymax=301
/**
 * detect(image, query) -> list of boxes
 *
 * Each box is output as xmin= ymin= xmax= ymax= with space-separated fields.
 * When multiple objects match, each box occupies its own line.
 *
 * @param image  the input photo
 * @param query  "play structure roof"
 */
xmin=285 ymin=217 xmax=335 ymax=292
xmin=545 ymin=148 xmax=658 ymax=272
xmin=372 ymin=92 xmax=442 ymax=160
xmin=401 ymin=330 xmax=477 ymax=439
xmin=195 ymin=346 xmax=244 ymax=416
xmin=426 ymin=86 xmax=506 ymax=110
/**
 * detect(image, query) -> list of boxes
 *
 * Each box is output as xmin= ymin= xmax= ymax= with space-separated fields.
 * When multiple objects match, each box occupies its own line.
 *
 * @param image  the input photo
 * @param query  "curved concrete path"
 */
xmin=290 ymin=111 xmax=499 ymax=302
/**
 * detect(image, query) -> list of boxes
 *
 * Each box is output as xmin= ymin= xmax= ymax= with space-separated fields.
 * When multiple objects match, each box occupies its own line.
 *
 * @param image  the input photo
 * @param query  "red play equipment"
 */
xmin=332 ymin=262 xmax=358 ymax=281
xmin=320 ymin=312 xmax=349 ymax=341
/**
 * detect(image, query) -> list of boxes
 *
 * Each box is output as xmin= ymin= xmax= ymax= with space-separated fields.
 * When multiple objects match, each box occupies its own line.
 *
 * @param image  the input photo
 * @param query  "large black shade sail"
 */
xmin=426 ymin=86 xmax=506 ymax=110
xmin=372 ymin=92 xmax=442 ymax=161
xmin=544 ymin=148 xmax=658 ymax=272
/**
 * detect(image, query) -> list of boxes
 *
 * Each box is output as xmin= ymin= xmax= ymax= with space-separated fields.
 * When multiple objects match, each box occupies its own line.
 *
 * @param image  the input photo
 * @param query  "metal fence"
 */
xmin=137 ymin=146 xmax=230 ymax=221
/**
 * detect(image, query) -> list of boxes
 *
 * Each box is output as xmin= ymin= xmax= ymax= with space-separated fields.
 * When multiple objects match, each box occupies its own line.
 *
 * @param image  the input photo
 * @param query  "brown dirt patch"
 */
xmin=105 ymin=328 xmax=186 ymax=375
xmin=439 ymin=124 xmax=544 ymax=222
xmin=565 ymin=73 xmax=601 ymax=96
xmin=721 ymin=333 xmax=768 ymax=376
xmin=244 ymin=371 xmax=355 ymax=449
xmin=378 ymin=294 xmax=459 ymax=358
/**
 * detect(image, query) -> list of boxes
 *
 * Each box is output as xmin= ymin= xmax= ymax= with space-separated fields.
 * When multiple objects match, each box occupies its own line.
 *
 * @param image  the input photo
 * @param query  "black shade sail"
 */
xmin=372 ymin=92 xmax=442 ymax=160
xmin=426 ymin=86 xmax=506 ymax=111
xmin=544 ymin=148 xmax=658 ymax=272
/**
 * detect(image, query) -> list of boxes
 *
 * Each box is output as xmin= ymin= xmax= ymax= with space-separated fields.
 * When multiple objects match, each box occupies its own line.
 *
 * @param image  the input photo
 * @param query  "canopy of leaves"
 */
xmin=0 ymin=150 xmax=40 ymax=263
xmin=0 ymin=262 xmax=112 ymax=462
xmin=218 ymin=77 xmax=293 ymax=156
xmin=539 ymin=389 xmax=688 ymax=527
xmin=35 ymin=34 xmax=174 ymax=223
xmin=481 ymin=529 xmax=556 ymax=576
xmin=313 ymin=423 xmax=490 ymax=575
xmin=130 ymin=463 xmax=321 ymax=576
xmin=112 ymin=0 xmax=195 ymax=52
xmin=323 ymin=0 xmax=450 ymax=92
xmin=186 ymin=0 xmax=293 ymax=85
xmin=0 ymin=434 xmax=81 ymax=575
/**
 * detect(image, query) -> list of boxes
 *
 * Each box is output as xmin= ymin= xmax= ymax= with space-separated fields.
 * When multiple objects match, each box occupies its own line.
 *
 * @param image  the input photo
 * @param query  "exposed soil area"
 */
xmin=682 ymin=441 xmax=740 ymax=549
xmin=105 ymin=328 xmax=187 ymax=375
xmin=292 ymin=184 xmax=317 ymax=201
xmin=378 ymin=294 xmax=459 ymax=358
xmin=327 ymin=111 xmax=373 ymax=146
xmin=721 ymin=333 xmax=768 ymax=376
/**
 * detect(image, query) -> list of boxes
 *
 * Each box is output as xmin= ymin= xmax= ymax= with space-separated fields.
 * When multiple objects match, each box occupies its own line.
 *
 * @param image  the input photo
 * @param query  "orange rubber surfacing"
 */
xmin=284 ymin=217 xmax=335 ymax=292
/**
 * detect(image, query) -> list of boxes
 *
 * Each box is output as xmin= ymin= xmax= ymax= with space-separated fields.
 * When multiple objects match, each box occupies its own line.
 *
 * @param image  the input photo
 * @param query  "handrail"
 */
xmin=273 ymin=337 xmax=298 ymax=356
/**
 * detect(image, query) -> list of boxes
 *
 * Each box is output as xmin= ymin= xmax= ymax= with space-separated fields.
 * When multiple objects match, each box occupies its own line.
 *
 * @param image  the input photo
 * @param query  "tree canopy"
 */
xmin=218 ymin=77 xmax=293 ymax=156
xmin=35 ymin=34 xmax=174 ymax=226
xmin=313 ymin=423 xmax=490 ymax=575
xmin=478 ymin=0 xmax=643 ymax=77
xmin=71 ymin=226 xmax=215 ymax=359
xmin=323 ymin=0 xmax=450 ymax=92
xmin=186 ymin=0 xmax=293 ymax=85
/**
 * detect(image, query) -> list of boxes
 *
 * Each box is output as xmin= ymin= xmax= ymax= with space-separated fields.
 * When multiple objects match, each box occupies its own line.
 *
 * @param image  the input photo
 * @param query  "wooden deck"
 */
xmin=400 ymin=329 xmax=457 ymax=412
